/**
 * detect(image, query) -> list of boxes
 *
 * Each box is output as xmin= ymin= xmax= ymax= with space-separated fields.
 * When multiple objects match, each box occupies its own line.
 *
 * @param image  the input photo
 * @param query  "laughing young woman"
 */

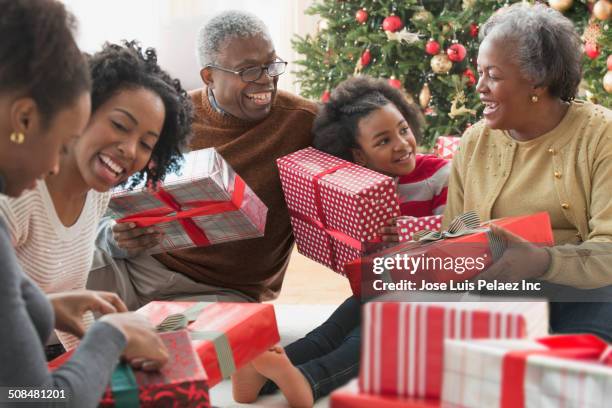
xmin=0 ymin=40 xmax=192 ymax=354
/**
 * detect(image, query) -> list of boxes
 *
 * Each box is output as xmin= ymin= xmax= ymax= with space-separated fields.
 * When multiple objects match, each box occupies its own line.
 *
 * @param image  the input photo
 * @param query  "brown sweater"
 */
xmin=154 ymin=88 xmax=317 ymax=301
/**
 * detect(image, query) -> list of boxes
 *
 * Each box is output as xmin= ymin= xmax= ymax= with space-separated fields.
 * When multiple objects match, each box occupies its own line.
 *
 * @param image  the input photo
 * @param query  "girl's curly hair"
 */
xmin=88 ymin=40 xmax=193 ymax=188
xmin=313 ymin=75 xmax=423 ymax=162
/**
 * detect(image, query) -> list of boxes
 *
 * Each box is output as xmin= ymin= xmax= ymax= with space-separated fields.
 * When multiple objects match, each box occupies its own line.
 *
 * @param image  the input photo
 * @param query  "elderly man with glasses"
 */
xmin=88 ymin=10 xmax=317 ymax=307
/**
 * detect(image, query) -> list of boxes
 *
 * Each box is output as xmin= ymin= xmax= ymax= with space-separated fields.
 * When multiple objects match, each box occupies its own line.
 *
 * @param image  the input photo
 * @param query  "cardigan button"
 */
xmin=561 ymin=203 xmax=570 ymax=209
xmin=548 ymin=148 xmax=555 ymax=154
xmin=554 ymin=171 xmax=562 ymax=178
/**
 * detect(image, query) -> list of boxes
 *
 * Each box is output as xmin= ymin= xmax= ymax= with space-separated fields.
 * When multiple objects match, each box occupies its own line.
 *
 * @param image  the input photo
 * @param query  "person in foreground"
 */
xmin=0 ymin=1 xmax=167 ymax=406
xmin=0 ymin=40 xmax=192 ymax=355
xmin=443 ymin=3 xmax=612 ymax=340
xmin=90 ymin=10 xmax=317 ymax=306
xmin=231 ymin=76 xmax=449 ymax=407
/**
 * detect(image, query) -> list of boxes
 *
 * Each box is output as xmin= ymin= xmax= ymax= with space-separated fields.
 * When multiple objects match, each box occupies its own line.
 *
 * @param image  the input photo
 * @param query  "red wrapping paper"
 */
xmin=100 ymin=330 xmax=209 ymax=407
xmin=137 ymin=302 xmax=279 ymax=387
xmin=331 ymin=380 xmax=440 ymax=408
xmin=397 ymin=215 xmax=443 ymax=242
xmin=434 ymin=136 xmax=461 ymax=160
xmin=108 ymin=148 xmax=267 ymax=254
xmin=347 ymin=212 xmax=554 ymax=297
xmin=49 ymin=331 xmax=210 ymax=407
xmin=360 ymin=302 xmax=548 ymax=400
xmin=277 ymin=147 xmax=400 ymax=274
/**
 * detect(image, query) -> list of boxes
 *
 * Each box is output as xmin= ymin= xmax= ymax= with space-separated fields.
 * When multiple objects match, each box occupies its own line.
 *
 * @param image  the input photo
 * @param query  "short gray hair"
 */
xmin=480 ymin=3 xmax=581 ymax=101
xmin=196 ymin=10 xmax=272 ymax=67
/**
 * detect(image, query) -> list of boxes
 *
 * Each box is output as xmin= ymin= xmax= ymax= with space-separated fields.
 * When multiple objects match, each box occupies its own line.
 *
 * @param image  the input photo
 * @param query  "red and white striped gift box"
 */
xmin=360 ymin=301 xmax=548 ymax=399
xmin=277 ymin=147 xmax=400 ymax=274
xmin=434 ymin=136 xmax=461 ymax=160
xmin=397 ymin=215 xmax=443 ymax=242
xmin=442 ymin=335 xmax=612 ymax=408
xmin=108 ymin=148 xmax=267 ymax=254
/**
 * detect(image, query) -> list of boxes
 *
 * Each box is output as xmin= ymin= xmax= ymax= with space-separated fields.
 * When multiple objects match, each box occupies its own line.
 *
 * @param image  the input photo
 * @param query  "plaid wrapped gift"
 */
xmin=331 ymin=379 xmax=440 ymax=408
xmin=397 ymin=215 xmax=444 ymax=242
xmin=434 ymin=136 xmax=461 ymax=160
xmin=137 ymin=301 xmax=280 ymax=387
xmin=277 ymin=147 xmax=400 ymax=274
xmin=108 ymin=148 xmax=267 ymax=254
xmin=100 ymin=330 xmax=210 ymax=407
xmin=360 ymin=301 xmax=548 ymax=400
xmin=442 ymin=334 xmax=612 ymax=408
xmin=346 ymin=211 xmax=554 ymax=298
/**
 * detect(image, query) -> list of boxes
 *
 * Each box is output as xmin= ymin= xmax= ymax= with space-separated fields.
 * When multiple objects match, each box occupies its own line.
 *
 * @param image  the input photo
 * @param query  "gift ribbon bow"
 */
xmin=118 ymin=175 xmax=246 ymax=247
xmin=155 ymin=303 xmax=236 ymax=379
xmin=110 ymin=363 xmax=140 ymax=408
xmin=413 ymin=211 xmax=506 ymax=261
xmin=501 ymin=334 xmax=612 ymax=408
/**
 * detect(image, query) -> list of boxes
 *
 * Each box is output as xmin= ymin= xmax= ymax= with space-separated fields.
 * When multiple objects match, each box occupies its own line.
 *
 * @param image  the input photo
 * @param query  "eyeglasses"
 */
xmin=206 ymin=59 xmax=288 ymax=83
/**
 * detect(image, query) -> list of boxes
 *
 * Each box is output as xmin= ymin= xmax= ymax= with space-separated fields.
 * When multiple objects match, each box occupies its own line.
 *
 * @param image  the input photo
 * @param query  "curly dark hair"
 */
xmin=0 ymin=0 xmax=90 ymax=127
xmin=313 ymin=76 xmax=423 ymax=162
xmin=88 ymin=40 xmax=193 ymax=188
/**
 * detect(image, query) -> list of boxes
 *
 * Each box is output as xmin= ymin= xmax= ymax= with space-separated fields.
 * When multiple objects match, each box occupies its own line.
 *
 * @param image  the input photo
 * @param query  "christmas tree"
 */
xmin=292 ymin=0 xmax=612 ymax=147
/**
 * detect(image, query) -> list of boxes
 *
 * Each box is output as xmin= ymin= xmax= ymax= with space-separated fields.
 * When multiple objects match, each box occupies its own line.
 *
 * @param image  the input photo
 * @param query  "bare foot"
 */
xmin=231 ymin=362 xmax=267 ymax=403
xmin=252 ymin=346 xmax=314 ymax=408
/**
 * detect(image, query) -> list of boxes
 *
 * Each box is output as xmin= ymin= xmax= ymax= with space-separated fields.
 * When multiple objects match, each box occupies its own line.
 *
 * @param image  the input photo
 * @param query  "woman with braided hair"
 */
xmin=231 ymin=75 xmax=449 ymax=407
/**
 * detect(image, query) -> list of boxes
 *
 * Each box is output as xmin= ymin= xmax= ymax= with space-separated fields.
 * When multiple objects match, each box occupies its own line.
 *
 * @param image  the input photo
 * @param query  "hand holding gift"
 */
xmin=49 ymin=290 xmax=127 ymax=338
xmin=111 ymin=221 xmax=164 ymax=257
xmin=473 ymin=224 xmax=552 ymax=283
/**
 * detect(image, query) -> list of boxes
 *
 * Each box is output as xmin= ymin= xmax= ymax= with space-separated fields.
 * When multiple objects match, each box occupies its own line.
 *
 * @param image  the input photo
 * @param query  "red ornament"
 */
xmin=585 ymin=42 xmax=600 ymax=60
xmin=469 ymin=23 xmax=479 ymax=38
xmin=447 ymin=43 xmax=467 ymax=62
xmin=360 ymin=49 xmax=372 ymax=67
xmin=463 ymin=68 xmax=476 ymax=87
xmin=388 ymin=77 xmax=402 ymax=89
xmin=425 ymin=40 xmax=441 ymax=56
xmin=321 ymin=90 xmax=331 ymax=103
xmin=382 ymin=15 xmax=404 ymax=32
xmin=356 ymin=9 xmax=368 ymax=24
xmin=607 ymin=55 xmax=612 ymax=70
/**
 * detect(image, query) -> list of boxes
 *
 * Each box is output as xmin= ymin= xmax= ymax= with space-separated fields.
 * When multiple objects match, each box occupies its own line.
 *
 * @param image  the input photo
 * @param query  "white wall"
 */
xmin=62 ymin=0 xmax=319 ymax=93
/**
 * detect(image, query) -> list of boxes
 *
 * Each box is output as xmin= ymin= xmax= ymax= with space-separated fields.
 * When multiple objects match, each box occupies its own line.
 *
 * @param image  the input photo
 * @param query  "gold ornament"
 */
xmin=604 ymin=71 xmax=612 ymax=93
xmin=442 ymin=23 xmax=453 ymax=34
xmin=9 ymin=132 xmax=25 ymax=144
xmin=419 ymin=84 xmax=432 ymax=108
xmin=593 ymin=0 xmax=611 ymax=20
xmin=548 ymin=0 xmax=573 ymax=12
xmin=412 ymin=9 xmax=434 ymax=23
xmin=448 ymin=91 xmax=477 ymax=119
xmin=462 ymin=0 xmax=477 ymax=9
xmin=430 ymin=53 xmax=452 ymax=74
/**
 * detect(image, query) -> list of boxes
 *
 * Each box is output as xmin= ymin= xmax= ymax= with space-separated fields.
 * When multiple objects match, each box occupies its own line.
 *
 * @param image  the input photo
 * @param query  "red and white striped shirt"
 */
xmin=397 ymin=154 xmax=450 ymax=217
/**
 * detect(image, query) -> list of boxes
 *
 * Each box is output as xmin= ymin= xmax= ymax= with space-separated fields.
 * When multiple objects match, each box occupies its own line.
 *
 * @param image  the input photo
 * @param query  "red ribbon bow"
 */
xmin=118 ymin=176 xmax=246 ymax=247
xmin=501 ymin=334 xmax=612 ymax=408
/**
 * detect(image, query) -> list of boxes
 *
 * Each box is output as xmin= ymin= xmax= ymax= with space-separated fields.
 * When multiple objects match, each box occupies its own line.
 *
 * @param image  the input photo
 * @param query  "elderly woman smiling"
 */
xmin=444 ymin=3 xmax=612 ymax=340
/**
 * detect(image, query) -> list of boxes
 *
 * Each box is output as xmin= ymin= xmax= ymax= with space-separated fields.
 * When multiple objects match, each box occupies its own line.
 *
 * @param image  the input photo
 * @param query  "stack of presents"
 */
xmin=49 ymin=136 xmax=612 ymax=406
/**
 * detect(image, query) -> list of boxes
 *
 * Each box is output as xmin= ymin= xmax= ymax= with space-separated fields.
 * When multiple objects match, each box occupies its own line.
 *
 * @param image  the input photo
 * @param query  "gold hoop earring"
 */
xmin=9 ymin=132 xmax=25 ymax=144
xmin=531 ymin=95 xmax=539 ymax=103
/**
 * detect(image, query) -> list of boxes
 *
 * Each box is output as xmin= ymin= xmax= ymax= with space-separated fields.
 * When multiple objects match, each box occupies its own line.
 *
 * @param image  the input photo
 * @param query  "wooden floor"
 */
xmin=270 ymin=249 xmax=352 ymax=304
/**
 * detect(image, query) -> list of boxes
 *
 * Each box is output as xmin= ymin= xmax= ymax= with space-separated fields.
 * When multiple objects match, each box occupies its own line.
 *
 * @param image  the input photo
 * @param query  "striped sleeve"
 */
xmin=397 ymin=155 xmax=450 ymax=217
xmin=0 ymin=191 xmax=35 ymax=247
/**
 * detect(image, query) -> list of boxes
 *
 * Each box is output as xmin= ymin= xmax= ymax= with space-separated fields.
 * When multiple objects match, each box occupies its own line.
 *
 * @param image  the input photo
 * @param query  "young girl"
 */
xmin=0 ymin=40 xmax=192 ymax=356
xmin=232 ymin=76 xmax=449 ymax=406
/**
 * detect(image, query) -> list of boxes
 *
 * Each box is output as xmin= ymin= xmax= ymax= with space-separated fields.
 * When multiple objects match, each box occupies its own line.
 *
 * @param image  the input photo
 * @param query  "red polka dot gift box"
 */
xmin=397 ymin=215 xmax=443 ymax=242
xmin=277 ymin=147 xmax=401 ymax=274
